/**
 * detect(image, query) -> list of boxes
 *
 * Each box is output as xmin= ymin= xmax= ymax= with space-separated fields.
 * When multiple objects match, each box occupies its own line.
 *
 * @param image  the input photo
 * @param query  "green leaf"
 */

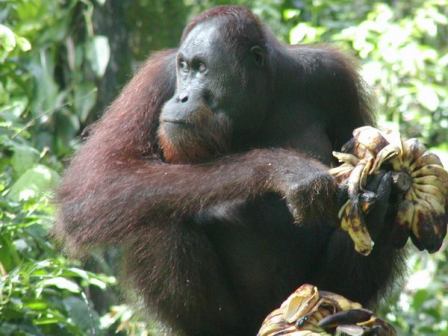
xmin=87 ymin=36 xmax=110 ymax=77
xmin=0 ymin=99 xmax=29 ymax=121
xmin=10 ymin=144 xmax=40 ymax=177
xmin=66 ymin=268 xmax=90 ymax=280
xmin=8 ymin=164 xmax=60 ymax=202
xmin=33 ymin=317 xmax=62 ymax=325
xmin=24 ymin=300 xmax=49 ymax=310
xmin=74 ymin=82 xmax=97 ymax=122
xmin=28 ymin=52 xmax=60 ymax=116
xmin=283 ymin=9 xmax=300 ymax=20
xmin=88 ymin=277 xmax=109 ymax=290
xmin=16 ymin=36 xmax=31 ymax=52
xmin=412 ymin=289 xmax=429 ymax=310
xmin=55 ymin=109 xmax=80 ymax=154
xmin=39 ymin=277 xmax=81 ymax=293
xmin=0 ymin=24 xmax=16 ymax=53
xmin=63 ymin=296 xmax=100 ymax=332
xmin=0 ymin=236 xmax=20 ymax=271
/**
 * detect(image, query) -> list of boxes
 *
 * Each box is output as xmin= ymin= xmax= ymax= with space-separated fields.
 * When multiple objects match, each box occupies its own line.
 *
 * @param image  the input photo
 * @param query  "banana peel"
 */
xmin=330 ymin=126 xmax=448 ymax=255
xmin=258 ymin=284 xmax=396 ymax=336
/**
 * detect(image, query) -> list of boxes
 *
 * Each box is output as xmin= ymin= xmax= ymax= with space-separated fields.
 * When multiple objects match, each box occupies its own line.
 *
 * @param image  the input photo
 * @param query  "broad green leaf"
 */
xmin=74 ymin=82 xmax=97 ymax=122
xmin=10 ymin=144 xmax=40 ymax=177
xmin=63 ymin=296 xmax=100 ymax=332
xmin=8 ymin=164 xmax=60 ymax=202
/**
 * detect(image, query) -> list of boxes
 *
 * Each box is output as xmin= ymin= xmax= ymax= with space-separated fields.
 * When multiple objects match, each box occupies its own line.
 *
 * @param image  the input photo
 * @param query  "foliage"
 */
xmin=1 ymin=0 xmax=448 ymax=335
xmin=0 ymin=0 xmax=145 ymax=334
xmin=382 ymin=253 xmax=448 ymax=335
xmin=285 ymin=0 xmax=448 ymax=148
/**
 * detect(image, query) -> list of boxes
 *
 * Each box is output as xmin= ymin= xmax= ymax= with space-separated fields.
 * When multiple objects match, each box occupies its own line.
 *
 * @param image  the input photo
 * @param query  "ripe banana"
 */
xmin=258 ymin=284 xmax=396 ymax=336
xmin=330 ymin=126 xmax=448 ymax=255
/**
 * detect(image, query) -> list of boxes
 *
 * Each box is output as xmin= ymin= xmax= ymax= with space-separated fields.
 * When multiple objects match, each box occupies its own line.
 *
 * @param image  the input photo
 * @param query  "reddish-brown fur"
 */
xmin=55 ymin=6 xmax=403 ymax=336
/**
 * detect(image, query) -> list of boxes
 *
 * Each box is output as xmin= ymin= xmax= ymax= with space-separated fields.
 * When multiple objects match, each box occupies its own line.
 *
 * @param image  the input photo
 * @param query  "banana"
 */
xmin=329 ymin=163 xmax=355 ymax=183
xmin=413 ymin=163 xmax=448 ymax=177
xmin=340 ymin=201 xmax=374 ymax=256
xmin=258 ymin=284 xmax=395 ymax=336
xmin=352 ymin=126 xmax=389 ymax=155
xmin=413 ymin=187 xmax=446 ymax=215
xmin=330 ymin=126 xmax=448 ymax=254
xmin=411 ymin=152 xmax=443 ymax=170
xmin=413 ymin=164 xmax=448 ymax=192
xmin=391 ymin=200 xmax=414 ymax=248
xmin=413 ymin=183 xmax=446 ymax=202
xmin=401 ymin=138 xmax=427 ymax=165
xmin=282 ymin=284 xmax=319 ymax=323
xmin=410 ymin=202 xmax=444 ymax=252
xmin=346 ymin=162 xmax=366 ymax=195
xmin=333 ymin=151 xmax=359 ymax=166
xmin=318 ymin=291 xmax=362 ymax=311
xmin=414 ymin=175 xmax=447 ymax=192
xmin=371 ymin=143 xmax=399 ymax=173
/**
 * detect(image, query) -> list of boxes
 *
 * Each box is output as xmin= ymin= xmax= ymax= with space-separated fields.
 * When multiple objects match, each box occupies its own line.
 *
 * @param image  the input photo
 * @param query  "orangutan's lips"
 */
xmin=162 ymin=118 xmax=185 ymax=124
xmin=161 ymin=119 xmax=194 ymax=128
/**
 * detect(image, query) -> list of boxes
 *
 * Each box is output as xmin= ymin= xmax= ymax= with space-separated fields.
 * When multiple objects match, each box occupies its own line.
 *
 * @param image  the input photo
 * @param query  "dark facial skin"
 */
xmin=158 ymin=19 xmax=269 ymax=163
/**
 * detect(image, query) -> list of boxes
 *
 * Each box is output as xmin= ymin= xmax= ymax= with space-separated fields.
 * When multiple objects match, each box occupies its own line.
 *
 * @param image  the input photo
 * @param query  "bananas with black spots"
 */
xmin=330 ymin=126 xmax=448 ymax=255
xmin=258 ymin=284 xmax=396 ymax=336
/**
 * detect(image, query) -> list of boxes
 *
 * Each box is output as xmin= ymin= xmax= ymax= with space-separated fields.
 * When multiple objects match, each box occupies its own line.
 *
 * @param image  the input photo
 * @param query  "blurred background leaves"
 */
xmin=0 ymin=0 xmax=447 ymax=335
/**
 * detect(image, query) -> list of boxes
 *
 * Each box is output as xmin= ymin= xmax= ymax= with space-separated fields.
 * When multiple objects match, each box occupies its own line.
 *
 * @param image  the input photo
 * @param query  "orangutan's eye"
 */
xmin=198 ymin=62 xmax=207 ymax=73
xmin=179 ymin=59 xmax=189 ymax=73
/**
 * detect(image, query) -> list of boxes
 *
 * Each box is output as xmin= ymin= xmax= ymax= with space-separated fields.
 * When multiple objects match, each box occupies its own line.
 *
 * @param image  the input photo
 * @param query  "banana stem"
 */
xmin=391 ymin=171 xmax=412 ymax=193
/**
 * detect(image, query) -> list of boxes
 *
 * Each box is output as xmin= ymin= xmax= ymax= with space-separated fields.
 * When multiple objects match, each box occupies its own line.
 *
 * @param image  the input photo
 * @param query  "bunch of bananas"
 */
xmin=330 ymin=126 xmax=448 ymax=255
xmin=258 ymin=284 xmax=396 ymax=336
